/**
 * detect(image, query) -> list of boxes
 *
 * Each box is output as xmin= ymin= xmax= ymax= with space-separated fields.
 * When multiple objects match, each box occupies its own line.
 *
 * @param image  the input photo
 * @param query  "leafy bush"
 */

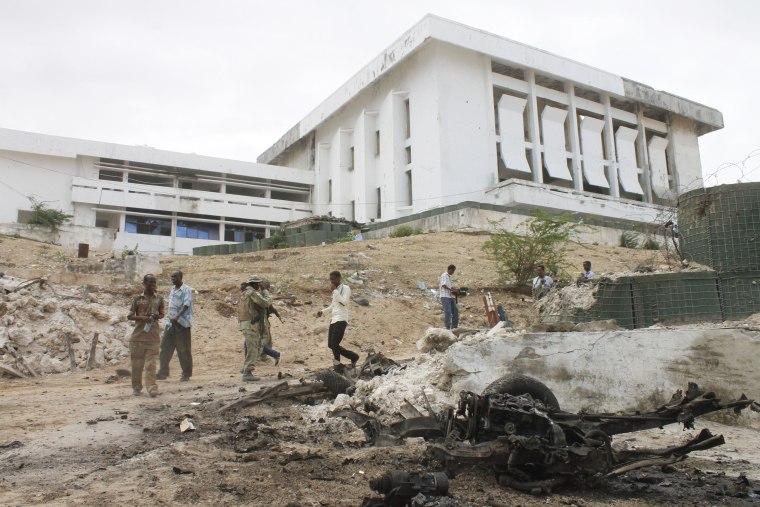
xmin=121 ymin=244 xmax=139 ymax=258
xmin=389 ymin=225 xmax=422 ymax=238
xmin=619 ymin=231 xmax=639 ymax=249
xmin=27 ymin=198 xmax=72 ymax=228
xmin=268 ymin=228 xmax=286 ymax=249
xmin=482 ymin=211 xmax=580 ymax=286
xmin=333 ymin=233 xmax=354 ymax=243
xmin=642 ymin=237 xmax=660 ymax=250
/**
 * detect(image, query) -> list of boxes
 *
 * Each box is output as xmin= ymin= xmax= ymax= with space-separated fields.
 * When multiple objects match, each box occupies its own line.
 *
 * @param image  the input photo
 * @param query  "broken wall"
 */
xmin=441 ymin=328 xmax=760 ymax=429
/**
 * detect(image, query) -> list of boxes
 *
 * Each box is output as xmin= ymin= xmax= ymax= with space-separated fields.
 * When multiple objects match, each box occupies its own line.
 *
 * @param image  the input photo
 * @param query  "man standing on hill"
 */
xmin=440 ymin=264 xmax=458 ymax=329
xmin=127 ymin=274 xmax=164 ymax=397
xmin=317 ymin=271 xmax=359 ymax=368
xmin=578 ymin=261 xmax=595 ymax=283
xmin=240 ymin=275 xmax=273 ymax=381
xmin=532 ymin=265 xmax=555 ymax=300
xmin=157 ymin=270 xmax=193 ymax=382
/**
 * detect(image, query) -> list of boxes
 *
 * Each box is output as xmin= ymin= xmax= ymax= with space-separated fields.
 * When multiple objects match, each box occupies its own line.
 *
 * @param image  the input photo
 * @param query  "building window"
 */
xmin=328 ymin=179 xmax=333 ymax=203
xmin=99 ymin=170 xmax=123 ymax=182
xmin=125 ymin=215 xmax=171 ymax=236
xmin=375 ymin=130 xmax=381 ymax=156
xmin=404 ymin=99 xmax=411 ymax=139
xmin=224 ymin=224 xmax=265 ymax=242
xmin=405 ymin=146 xmax=412 ymax=165
xmin=406 ymin=170 xmax=413 ymax=206
xmin=376 ymin=187 xmax=382 ymax=219
xmin=127 ymin=173 xmax=173 ymax=187
xmin=350 ymin=200 xmax=356 ymax=221
xmin=176 ymin=220 xmax=219 ymax=240
xmin=348 ymin=146 xmax=355 ymax=171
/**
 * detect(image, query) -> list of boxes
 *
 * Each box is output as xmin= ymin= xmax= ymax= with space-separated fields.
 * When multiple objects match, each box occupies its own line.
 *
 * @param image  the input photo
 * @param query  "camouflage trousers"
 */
xmin=240 ymin=321 xmax=264 ymax=373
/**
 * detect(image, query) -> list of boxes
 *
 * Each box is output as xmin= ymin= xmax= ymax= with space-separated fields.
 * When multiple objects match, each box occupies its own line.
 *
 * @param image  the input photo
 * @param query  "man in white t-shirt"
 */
xmin=440 ymin=264 xmax=458 ymax=329
xmin=532 ymin=265 xmax=554 ymax=300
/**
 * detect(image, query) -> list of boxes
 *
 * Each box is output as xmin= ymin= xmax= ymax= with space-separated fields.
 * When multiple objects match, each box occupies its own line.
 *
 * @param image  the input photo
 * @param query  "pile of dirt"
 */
xmin=0 ymin=281 xmax=132 ymax=375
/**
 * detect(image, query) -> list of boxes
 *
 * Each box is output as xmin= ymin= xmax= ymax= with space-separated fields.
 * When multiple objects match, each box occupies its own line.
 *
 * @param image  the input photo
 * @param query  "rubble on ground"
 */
xmin=0 ymin=279 xmax=132 ymax=376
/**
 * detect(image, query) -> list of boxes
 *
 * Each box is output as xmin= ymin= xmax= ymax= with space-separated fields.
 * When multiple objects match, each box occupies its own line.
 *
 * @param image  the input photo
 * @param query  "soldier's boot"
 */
xmin=242 ymin=371 xmax=260 ymax=382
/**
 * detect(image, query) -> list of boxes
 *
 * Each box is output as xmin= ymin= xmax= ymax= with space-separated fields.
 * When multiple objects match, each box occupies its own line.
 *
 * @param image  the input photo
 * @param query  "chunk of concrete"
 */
xmin=417 ymin=328 xmax=458 ymax=353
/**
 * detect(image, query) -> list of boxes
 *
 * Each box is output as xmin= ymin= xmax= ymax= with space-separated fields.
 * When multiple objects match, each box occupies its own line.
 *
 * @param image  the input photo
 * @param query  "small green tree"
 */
xmin=483 ymin=211 xmax=580 ymax=286
xmin=268 ymin=228 xmax=287 ymax=249
xmin=27 ymin=197 xmax=72 ymax=228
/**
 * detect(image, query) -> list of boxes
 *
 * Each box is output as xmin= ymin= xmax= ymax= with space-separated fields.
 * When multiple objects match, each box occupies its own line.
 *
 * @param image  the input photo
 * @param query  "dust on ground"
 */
xmin=1 ymin=233 xmax=758 ymax=506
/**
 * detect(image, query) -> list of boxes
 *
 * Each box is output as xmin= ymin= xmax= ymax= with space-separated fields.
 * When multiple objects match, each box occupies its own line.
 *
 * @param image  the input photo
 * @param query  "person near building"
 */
xmin=578 ymin=261 xmax=595 ymax=283
xmin=440 ymin=264 xmax=459 ymax=329
xmin=317 ymin=271 xmax=359 ymax=368
xmin=532 ymin=265 xmax=555 ymax=300
xmin=126 ymin=274 xmax=165 ymax=397
xmin=237 ymin=281 xmax=281 ymax=367
xmin=157 ymin=271 xmax=193 ymax=381
xmin=240 ymin=275 xmax=273 ymax=381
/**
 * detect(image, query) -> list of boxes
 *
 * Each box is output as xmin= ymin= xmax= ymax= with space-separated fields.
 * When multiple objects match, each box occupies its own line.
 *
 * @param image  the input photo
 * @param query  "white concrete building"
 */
xmin=0 ymin=128 xmax=313 ymax=254
xmin=259 ymin=15 xmax=723 ymax=225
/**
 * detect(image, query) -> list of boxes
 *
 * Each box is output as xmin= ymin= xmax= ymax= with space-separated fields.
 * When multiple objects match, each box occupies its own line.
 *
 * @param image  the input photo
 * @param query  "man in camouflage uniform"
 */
xmin=127 ymin=274 xmax=165 ymax=397
xmin=239 ymin=275 xmax=272 ymax=382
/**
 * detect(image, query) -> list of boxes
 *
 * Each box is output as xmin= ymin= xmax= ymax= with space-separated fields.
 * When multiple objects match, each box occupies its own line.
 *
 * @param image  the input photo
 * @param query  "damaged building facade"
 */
xmin=0 ymin=128 xmax=314 ymax=254
xmin=259 ymin=15 xmax=723 ymax=225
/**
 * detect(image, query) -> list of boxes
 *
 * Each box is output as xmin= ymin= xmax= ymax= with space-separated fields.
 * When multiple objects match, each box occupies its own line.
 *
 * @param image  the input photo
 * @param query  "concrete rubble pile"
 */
xmin=305 ymin=325 xmax=525 ymax=426
xmin=0 ymin=278 xmax=132 ymax=376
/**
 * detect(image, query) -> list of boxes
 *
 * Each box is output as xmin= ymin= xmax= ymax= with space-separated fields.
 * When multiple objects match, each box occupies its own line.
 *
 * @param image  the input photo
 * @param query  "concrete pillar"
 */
xmin=565 ymin=82 xmax=583 ymax=192
xmin=525 ymin=70 xmax=543 ymax=184
xmin=601 ymin=94 xmax=620 ymax=198
xmin=636 ymin=105 xmax=653 ymax=203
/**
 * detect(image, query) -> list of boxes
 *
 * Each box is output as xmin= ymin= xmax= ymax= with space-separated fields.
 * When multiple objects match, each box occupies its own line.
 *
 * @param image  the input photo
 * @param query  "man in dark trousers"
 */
xmin=317 ymin=271 xmax=359 ymax=368
xmin=157 ymin=270 xmax=193 ymax=381
xmin=127 ymin=274 xmax=164 ymax=397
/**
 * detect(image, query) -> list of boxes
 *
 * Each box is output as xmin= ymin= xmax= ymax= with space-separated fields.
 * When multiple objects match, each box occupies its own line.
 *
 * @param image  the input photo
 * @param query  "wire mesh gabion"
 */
xmin=678 ymin=182 xmax=760 ymax=273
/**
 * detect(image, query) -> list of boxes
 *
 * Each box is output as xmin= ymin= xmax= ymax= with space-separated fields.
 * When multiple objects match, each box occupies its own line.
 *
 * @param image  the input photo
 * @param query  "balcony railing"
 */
xmin=71 ymin=177 xmax=313 ymax=222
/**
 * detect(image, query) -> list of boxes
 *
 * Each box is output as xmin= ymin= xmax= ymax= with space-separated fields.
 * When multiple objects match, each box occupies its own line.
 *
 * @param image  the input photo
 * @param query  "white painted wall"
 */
xmin=669 ymin=116 xmax=704 ymax=194
xmin=0 ymin=149 xmax=80 ymax=223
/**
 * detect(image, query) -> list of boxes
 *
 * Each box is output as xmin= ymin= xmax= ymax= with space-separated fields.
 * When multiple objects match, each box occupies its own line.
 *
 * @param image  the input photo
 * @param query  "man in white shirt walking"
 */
xmin=532 ymin=265 xmax=554 ymax=300
xmin=317 ymin=271 xmax=359 ymax=368
xmin=440 ymin=264 xmax=458 ymax=330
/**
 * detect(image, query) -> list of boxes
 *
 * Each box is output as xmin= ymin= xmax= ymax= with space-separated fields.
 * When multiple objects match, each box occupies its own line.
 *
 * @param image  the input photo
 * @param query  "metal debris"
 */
xmin=336 ymin=377 xmax=758 ymax=495
xmin=361 ymin=470 xmax=450 ymax=507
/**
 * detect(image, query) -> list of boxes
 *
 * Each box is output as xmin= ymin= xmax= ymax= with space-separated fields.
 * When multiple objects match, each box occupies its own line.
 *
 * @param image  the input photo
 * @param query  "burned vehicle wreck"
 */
xmin=339 ymin=374 xmax=759 ymax=495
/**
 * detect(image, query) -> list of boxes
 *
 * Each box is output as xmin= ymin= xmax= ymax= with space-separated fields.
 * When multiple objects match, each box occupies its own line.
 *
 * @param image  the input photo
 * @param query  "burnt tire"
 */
xmin=314 ymin=369 xmax=353 ymax=396
xmin=481 ymin=374 xmax=561 ymax=411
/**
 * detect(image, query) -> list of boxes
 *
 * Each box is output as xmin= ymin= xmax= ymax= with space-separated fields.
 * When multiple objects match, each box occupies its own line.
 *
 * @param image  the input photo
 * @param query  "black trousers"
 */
xmin=328 ymin=321 xmax=359 ymax=362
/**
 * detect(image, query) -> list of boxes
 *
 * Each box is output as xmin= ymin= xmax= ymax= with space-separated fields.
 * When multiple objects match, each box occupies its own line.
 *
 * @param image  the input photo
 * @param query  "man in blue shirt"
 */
xmin=156 ymin=270 xmax=193 ymax=381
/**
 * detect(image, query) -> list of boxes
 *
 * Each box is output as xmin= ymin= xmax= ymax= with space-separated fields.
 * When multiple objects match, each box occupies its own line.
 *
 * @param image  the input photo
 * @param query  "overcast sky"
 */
xmin=1 ymin=0 xmax=758 ymax=185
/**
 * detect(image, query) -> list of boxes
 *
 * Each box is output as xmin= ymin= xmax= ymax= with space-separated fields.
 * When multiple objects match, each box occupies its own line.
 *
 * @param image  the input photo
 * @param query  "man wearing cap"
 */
xmin=239 ymin=275 xmax=272 ymax=381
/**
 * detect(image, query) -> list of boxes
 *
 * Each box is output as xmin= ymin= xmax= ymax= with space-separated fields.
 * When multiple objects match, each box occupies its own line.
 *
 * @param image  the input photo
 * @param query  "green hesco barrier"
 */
xmin=304 ymin=230 xmax=329 ymax=246
xmin=632 ymin=272 xmax=722 ymax=327
xmin=259 ymin=238 xmax=271 ymax=250
xmin=243 ymin=242 xmax=255 ymax=253
xmin=678 ymin=182 xmax=760 ymax=273
xmin=575 ymin=277 xmax=635 ymax=329
xmin=219 ymin=244 xmax=231 ymax=255
xmin=719 ymin=271 xmax=760 ymax=320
